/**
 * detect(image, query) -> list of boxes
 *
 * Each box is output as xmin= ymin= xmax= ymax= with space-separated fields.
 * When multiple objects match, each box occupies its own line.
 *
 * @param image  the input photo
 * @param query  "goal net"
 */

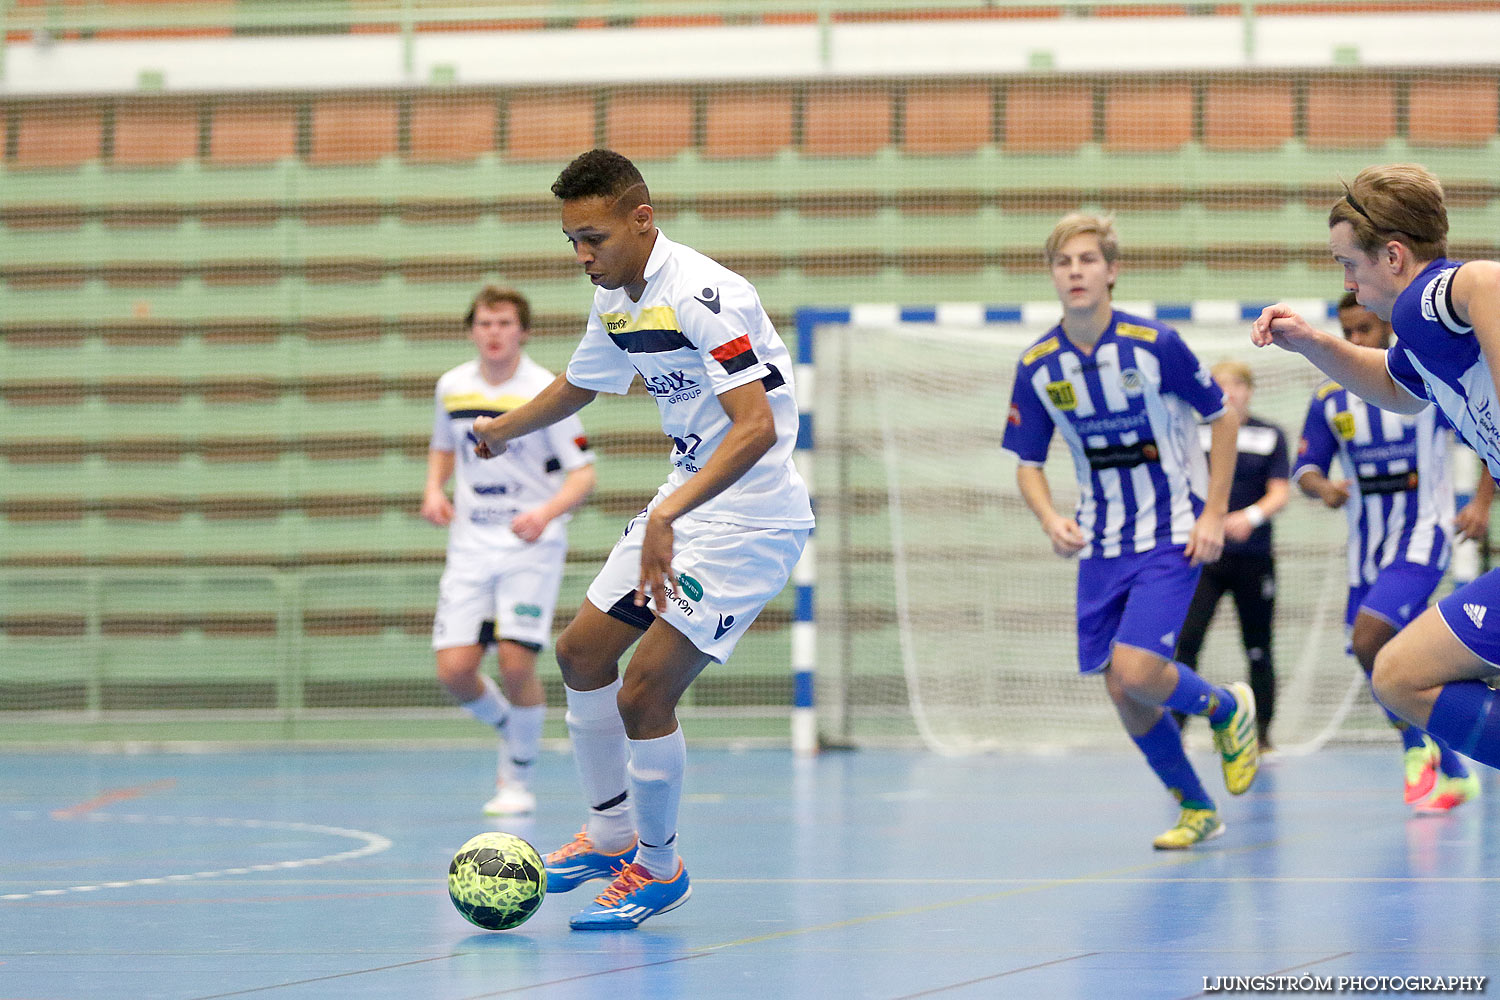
xmin=813 ymin=307 xmax=1463 ymax=755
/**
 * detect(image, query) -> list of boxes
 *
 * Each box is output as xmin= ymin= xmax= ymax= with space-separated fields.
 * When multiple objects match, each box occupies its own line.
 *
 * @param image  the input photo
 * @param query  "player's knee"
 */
xmin=1370 ymin=645 xmax=1415 ymax=716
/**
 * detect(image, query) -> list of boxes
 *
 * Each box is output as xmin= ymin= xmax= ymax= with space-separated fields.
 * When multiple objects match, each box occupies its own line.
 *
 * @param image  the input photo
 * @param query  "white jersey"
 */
xmin=430 ymin=356 xmax=594 ymax=557
xmin=565 ymin=231 xmax=813 ymax=529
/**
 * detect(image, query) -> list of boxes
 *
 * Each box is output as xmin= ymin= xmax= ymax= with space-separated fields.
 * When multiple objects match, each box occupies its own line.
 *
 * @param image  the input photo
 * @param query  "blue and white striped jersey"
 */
xmin=1295 ymin=382 xmax=1453 ymax=585
xmin=1002 ymin=310 xmax=1228 ymax=558
xmin=1386 ymin=257 xmax=1500 ymax=485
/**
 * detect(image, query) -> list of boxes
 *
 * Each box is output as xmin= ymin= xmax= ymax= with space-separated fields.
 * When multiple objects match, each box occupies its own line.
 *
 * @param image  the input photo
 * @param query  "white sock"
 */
xmin=564 ymin=681 xmax=633 ymax=850
xmin=504 ymin=703 xmax=545 ymax=787
xmin=459 ymin=673 xmax=510 ymax=728
xmin=627 ymin=727 xmax=686 ymax=879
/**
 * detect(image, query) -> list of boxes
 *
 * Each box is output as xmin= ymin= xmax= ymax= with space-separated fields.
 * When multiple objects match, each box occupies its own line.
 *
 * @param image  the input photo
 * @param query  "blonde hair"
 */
xmin=1044 ymin=212 xmax=1120 ymax=266
xmin=1211 ymin=359 xmax=1253 ymax=389
xmin=1328 ymin=163 xmax=1448 ymax=263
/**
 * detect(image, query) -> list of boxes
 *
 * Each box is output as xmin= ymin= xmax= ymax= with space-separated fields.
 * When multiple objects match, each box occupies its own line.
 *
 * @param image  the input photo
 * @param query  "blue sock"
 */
xmin=1422 ymin=681 xmax=1500 ymax=770
xmin=1160 ymin=664 xmax=1235 ymax=726
xmin=1436 ymin=741 xmax=1472 ymax=779
xmin=1131 ymin=713 xmax=1214 ymax=810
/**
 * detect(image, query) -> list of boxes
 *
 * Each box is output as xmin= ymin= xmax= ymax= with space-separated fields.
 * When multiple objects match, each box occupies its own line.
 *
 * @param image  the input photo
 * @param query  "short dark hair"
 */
xmin=1337 ymin=291 xmax=1360 ymax=311
xmin=464 ymin=285 xmax=531 ymax=330
xmin=551 ymin=148 xmax=650 ymax=206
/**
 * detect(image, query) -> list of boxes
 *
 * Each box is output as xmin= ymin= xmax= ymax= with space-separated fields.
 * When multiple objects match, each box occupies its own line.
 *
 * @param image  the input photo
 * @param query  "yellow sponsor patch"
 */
xmin=1021 ymin=337 xmax=1059 ymax=366
xmin=1045 ymin=380 xmax=1077 ymax=410
xmin=1333 ymin=411 xmax=1356 ymax=440
xmin=599 ymin=305 xmax=681 ymax=334
xmin=1116 ymin=322 xmax=1158 ymax=343
xmin=444 ymin=392 xmax=532 ymax=414
xmin=1315 ymin=380 xmax=1343 ymax=400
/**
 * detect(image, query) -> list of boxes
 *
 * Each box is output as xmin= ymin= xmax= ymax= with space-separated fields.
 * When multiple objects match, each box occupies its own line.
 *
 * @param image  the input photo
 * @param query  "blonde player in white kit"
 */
xmin=471 ymin=150 xmax=813 ymax=930
xmin=422 ymin=286 xmax=597 ymax=815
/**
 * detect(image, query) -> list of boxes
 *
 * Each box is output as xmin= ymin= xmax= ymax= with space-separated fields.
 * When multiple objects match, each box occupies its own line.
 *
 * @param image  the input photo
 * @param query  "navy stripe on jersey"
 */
xmin=449 ymin=408 xmax=504 ymax=418
xmin=610 ymin=328 xmax=694 ymax=354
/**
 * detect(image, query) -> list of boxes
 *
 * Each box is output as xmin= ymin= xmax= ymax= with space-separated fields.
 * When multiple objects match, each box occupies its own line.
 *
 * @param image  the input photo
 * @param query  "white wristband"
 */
xmin=1242 ymin=505 xmax=1266 ymax=529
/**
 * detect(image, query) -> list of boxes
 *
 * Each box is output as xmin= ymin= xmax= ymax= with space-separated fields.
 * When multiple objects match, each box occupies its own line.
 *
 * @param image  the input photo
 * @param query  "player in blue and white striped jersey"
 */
xmin=1003 ymin=213 xmax=1261 ymax=850
xmin=1253 ymin=164 xmax=1500 ymax=809
xmin=1294 ymin=293 xmax=1475 ymax=810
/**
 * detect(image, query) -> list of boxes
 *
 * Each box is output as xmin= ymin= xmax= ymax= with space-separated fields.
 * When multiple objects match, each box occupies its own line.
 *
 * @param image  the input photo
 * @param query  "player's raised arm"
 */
xmin=1251 ymin=303 xmax=1424 ymax=414
xmin=472 ymin=373 xmax=597 ymax=458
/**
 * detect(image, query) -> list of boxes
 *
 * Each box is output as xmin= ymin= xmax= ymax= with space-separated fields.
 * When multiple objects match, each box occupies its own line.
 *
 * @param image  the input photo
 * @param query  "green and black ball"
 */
xmin=447 ymin=832 xmax=547 ymax=930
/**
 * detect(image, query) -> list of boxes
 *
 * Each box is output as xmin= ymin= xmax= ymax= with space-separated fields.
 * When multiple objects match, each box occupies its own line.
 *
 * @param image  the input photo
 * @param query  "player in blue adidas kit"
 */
xmin=1295 ymin=293 xmax=1476 ymax=810
xmin=1003 ymin=213 xmax=1261 ymax=850
xmin=1253 ymin=163 xmax=1500 ymax=786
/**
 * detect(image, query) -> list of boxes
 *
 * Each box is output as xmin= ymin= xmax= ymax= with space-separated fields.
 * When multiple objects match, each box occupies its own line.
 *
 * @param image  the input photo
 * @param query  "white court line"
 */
xmin=1 ymin=810 xmax=392 ymax=902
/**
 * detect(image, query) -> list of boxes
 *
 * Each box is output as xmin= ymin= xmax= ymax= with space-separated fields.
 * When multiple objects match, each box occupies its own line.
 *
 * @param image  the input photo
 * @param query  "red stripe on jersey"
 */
xmin=710 ymin=335 xmax=753 ymax=363
xmin=574 ymin=435 xmax=589 ymax=450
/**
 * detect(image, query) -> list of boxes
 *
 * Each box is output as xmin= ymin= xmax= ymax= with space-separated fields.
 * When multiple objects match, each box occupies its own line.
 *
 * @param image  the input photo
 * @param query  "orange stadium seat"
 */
xmin=112 ymin=99 xmax=200 ymax=166
xmin=13 ymin=104 xmax=104 ymax=167
xmin=702 ymin=86 xmax=794 ymax=159
xmin=504 ymin=90 xmax=597 ymax=162
xmin=802 ymin=84 xmax=893 ymax=156
xmin=1203 ymin=79 xmax=1295 ymax=151
xmin=604 ymin=88 xmax=696 ymax=161
xmin=1408 ymin=75 xmax=1500 ymax=147
xmin=408 ymin=94 xmax=498 ymax=162
xmin=903 ymin=83 xmax=994 ymax=155
xmin=309 ymin=96 xmax=399 ymax=165
xmin=1103 ymin=81 xmax=1193 ymax=152
xmin=208 ymin=100 xmax=299 ymax=165
xmin=1002 ymin=81 xmax=1094 ymax=152
xmin=1305 ymin=75 xmax=1396 ymax=149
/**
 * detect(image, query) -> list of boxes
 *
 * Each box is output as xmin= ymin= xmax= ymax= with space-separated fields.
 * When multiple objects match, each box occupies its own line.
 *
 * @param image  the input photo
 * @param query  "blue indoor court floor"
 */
xmin=2 ymin=745 xmax=1497 ymax=1000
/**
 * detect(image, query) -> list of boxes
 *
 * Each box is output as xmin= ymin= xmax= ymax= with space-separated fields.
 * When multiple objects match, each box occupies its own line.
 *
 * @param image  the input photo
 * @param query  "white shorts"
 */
xmin=585 ymin=510 xmax=809 ymax=663
xmin=432 ymin=538 xmax=567 ymax=651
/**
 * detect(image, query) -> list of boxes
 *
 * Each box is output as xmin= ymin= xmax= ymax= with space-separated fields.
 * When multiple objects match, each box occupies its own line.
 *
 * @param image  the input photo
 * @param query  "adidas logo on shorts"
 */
xmin=1464 ymin=603 xmax=1487 ymax=629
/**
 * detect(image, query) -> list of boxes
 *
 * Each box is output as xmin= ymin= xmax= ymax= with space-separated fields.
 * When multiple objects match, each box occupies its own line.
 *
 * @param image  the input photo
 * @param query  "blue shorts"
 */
xmin=1437 ymin=568 xmax=1500 ymax=667
xmin=1076 ymin=546 xmax=1201 ymax=674
xmin=1345 ymin=560 xmax=1445 ymax=631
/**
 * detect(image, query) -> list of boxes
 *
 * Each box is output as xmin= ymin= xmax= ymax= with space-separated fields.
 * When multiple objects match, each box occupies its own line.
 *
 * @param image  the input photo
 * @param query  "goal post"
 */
xmin=804 ymin=301 xmax=1447 ymax=755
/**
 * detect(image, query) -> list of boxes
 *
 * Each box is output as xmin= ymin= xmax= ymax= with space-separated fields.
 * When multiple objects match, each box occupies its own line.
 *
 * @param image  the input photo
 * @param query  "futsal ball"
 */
xmin=447 ymin=832 xmax=547 ymax=930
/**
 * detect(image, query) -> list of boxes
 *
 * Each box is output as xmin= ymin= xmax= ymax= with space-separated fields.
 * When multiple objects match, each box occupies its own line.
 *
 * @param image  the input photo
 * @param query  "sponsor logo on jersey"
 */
xmin=1333 ymin=411 xmax=1357 ymax=440
xmin=1116 ymin=322 xmax=1158 ymax=343
xmin=1316 ymin=380 xmax=1343 ymax=400
xmin=513 ymin=603 xmax=543 ymax=618
xmin=1008 ymin=403 xmax=1022 ymax=427
xmin=710 ymin=334 xmax=760 ymax=375
xmin=1045 ymin=380 xmax=1077 ymax=410
xmin=1465 ymin=602 xmax=1487 ymax=629
xmin=715 ymin=614 xmax=737 ymax=640
xmin=642 ymin=369 xmax=703 ymax=403
xmin=694 ymin=287 xmax=722 ymax=314
xmin=677 ymin=574 xmax=704 ymax=602
xmin=1022 ymin=337 xmax=1059 ymax=366
xmin=1120 ymin=369 xmax=1145 ymax=396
